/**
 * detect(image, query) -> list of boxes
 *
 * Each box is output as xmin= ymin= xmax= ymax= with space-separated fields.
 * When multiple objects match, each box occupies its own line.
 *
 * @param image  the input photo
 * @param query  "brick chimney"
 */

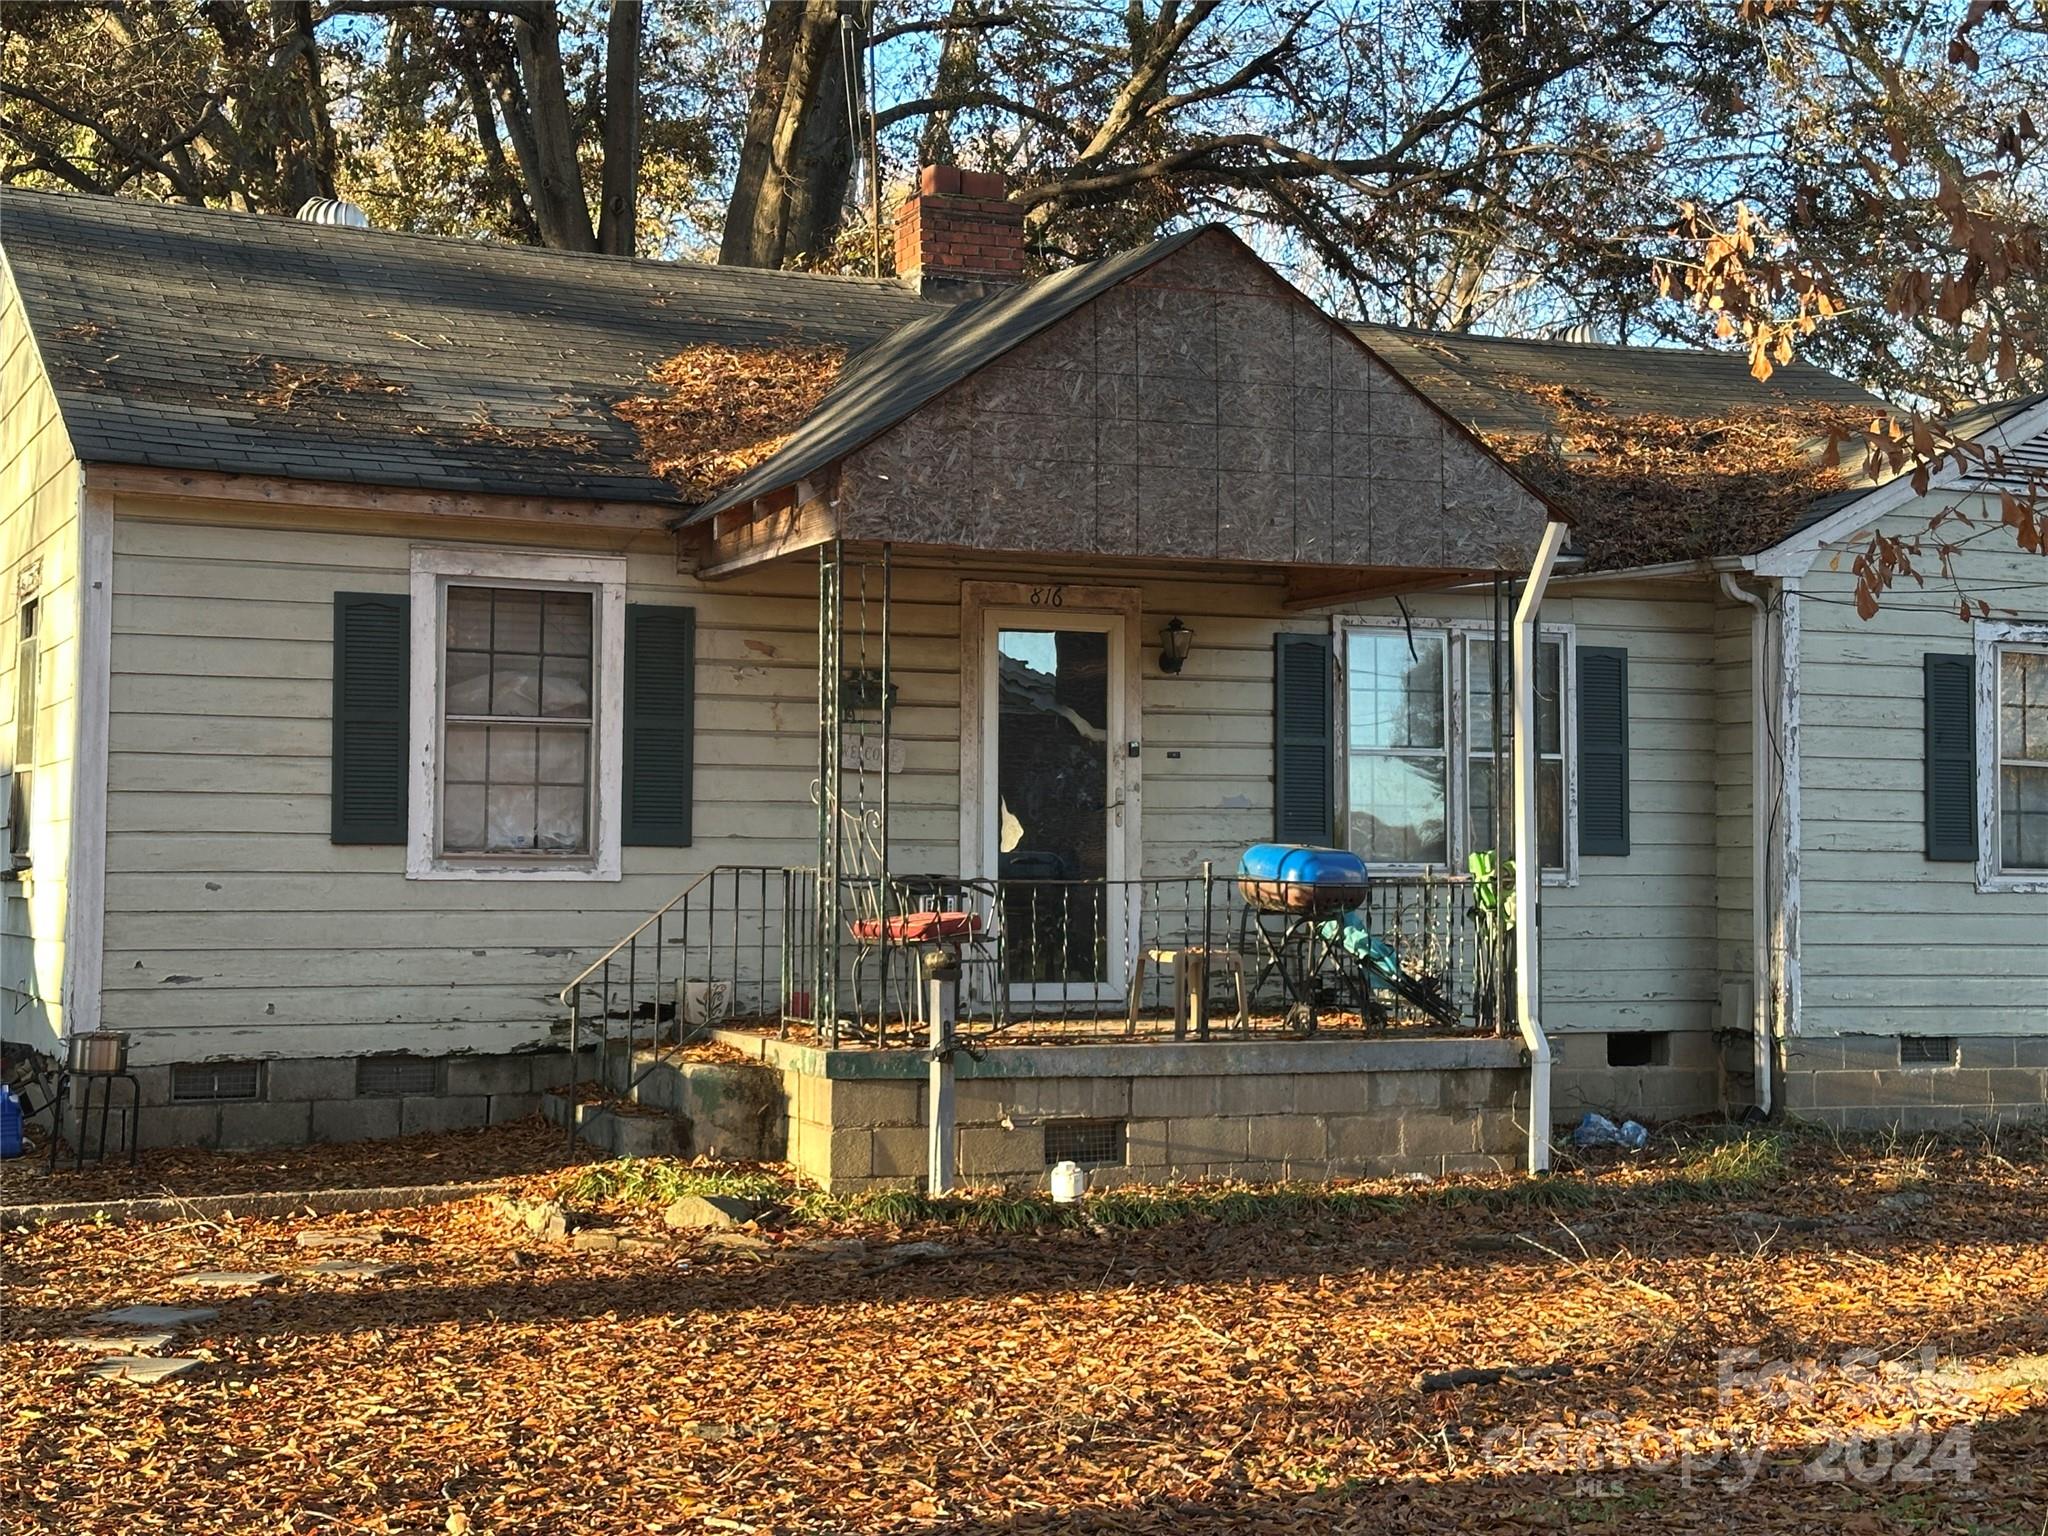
xmin=894 ymin=165 xmax=1025 ymax=301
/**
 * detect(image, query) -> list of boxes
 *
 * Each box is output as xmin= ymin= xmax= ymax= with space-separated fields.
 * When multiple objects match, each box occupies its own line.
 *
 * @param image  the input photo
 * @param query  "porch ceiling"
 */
xmin=688 ymin=228 xmax=1555 ymax=579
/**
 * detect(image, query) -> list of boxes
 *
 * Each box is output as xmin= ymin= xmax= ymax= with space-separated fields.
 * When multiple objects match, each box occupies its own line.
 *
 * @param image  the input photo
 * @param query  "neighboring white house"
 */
xmin=0 ymin=176 xmax=2040 ymax=1172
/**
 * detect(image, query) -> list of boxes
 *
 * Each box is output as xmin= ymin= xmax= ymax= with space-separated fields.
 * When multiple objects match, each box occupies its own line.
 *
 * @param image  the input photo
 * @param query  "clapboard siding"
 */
xmin=0 ymin=265 xmax=82 ymax=1051
xmin=102 ymin=502 xmax=1721 ymax=1060
xmin=1797 ymin=486 xmax=2048 ymax=1037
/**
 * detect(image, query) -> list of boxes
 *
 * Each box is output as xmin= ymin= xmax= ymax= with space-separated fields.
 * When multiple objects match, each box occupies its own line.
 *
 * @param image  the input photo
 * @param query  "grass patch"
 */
xmin=555 ymin=1159 xmax=797 ymax=1209
xmin=553 ymin=1159 xmax=1603 ymax=1234
xmin=1670 ymin=1131 xmax=1789 ymax=1197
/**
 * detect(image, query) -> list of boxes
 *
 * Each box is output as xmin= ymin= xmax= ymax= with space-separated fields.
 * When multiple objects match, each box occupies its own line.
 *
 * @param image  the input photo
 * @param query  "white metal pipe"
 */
xmin=1718 ymin=572 xmax=1774 ymax=1117
xmin=1513 ymin=520 xmax=1569 ymax=1174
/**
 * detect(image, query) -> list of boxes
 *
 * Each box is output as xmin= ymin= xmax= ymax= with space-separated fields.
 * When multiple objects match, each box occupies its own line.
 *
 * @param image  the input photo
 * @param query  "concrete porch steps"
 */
xmin=542 ymin=1046 xmax=786 ymax=1162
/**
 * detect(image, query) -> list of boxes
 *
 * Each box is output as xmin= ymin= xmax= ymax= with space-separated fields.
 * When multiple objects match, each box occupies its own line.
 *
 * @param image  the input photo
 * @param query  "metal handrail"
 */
xmin=556 ymin=866 xmax=723 ymax=1010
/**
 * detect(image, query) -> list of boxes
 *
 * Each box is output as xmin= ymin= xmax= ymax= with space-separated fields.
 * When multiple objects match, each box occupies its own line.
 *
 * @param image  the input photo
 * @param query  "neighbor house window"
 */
xmin=1341 ymin=621 xmax=1571 ymax=877
xmin=408 ymin=549 xmax=625 ymax=881
xmin=1995 ymin=637 xmax=2048 ymax=875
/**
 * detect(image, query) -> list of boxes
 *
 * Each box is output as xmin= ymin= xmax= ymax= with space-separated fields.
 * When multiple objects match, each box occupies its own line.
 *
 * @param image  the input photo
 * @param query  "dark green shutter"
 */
xmin=1274 ymin=633 xmax=1334 ymax=844
xmin=1923 ymin=652 xmax=1977 ymax=861
xmin=1577 ymin=646 xmax=1630 ymax=856
xmin=331 ymin=593 xmax=409 ymax=844
xmin=624 ymin=604 xmax=695 ymax=846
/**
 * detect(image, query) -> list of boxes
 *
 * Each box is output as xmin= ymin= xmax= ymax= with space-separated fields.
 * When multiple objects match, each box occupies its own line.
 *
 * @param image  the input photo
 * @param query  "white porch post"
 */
xmin=1513 ymin=521 xmax=1570 ymax=1173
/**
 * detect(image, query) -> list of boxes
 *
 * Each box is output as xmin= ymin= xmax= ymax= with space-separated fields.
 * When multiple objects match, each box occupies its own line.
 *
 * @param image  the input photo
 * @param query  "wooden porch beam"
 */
xmin=1280 ymin=566 xmax=1490 ymax=612
xmin=694 ymin=488 xmax=841 ymax=579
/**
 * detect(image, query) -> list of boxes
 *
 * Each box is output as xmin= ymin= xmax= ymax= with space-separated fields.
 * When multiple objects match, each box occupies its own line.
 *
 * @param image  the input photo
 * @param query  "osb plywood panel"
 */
xmin=837 ymin=230 xmax=1549 ymax=569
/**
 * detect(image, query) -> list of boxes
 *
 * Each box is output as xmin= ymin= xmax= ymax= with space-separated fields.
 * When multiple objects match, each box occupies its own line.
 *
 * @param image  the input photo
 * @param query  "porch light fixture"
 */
xmin=1158 ymin=617 xmax=1194 ymax=675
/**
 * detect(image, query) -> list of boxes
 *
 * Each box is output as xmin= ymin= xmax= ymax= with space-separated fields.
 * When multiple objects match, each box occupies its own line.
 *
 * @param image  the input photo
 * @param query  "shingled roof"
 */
xmin=5 ymin=187 xmax=1942 ymax=564
xmin=0 ymin=187 xmax=942 ymax=504
xmin=1351 ymin=325 xmax=1883 ymax=434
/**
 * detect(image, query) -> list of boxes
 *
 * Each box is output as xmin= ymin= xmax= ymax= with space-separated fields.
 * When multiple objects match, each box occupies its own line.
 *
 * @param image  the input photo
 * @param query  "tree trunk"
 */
xmin=269 ymin=0 xmax=339 ymax=213
xmin=916 ymin=0 xmax=982 ymax=167
xmin=506 ymin=2 xmax=598 ymax=250
xmin=596 ymin=0 xmax=643 ymax=256
xmin=719 ymin=0 xmax=865 ymax=269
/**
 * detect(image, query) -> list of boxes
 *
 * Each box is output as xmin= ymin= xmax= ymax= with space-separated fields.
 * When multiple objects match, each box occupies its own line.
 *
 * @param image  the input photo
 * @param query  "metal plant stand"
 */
xmin=48 ymin=1031 xmax=142 ymax=1170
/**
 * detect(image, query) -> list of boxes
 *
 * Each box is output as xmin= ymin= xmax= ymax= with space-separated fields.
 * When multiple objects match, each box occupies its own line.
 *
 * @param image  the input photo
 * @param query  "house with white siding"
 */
xmin=0 ymin=172 xmax=2041 ymax=1187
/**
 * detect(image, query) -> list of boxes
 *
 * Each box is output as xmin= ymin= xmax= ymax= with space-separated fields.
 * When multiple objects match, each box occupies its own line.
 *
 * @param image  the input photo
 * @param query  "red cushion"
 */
xmin=848 ymin=911 xmax=983 ymax=943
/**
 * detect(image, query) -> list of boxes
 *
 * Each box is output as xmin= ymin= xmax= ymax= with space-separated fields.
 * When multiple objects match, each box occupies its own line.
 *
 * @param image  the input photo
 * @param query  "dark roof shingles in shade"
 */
xmin=0 ymin=187 xmax=942 ymax=505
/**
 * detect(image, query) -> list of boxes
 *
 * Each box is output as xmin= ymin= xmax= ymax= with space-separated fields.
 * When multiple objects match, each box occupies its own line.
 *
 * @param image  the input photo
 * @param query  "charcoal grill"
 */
xmin=1234 ymin=845 xmax=1371 ymax=1030
xmin=1234 ymin=844 xmax=1370 ymax=917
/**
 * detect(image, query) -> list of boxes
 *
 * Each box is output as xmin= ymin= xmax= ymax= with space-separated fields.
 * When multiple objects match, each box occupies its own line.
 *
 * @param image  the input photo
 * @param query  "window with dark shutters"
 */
xmin=623 ymin=604 xmax=696 ymax=846
xmin=331 ymin=593 xmax=410 ymax=844
xmin=1273 ymin=633 xmax=1334 ymax=845
xmin=1923 ymin=652 xmax=1977 ymax=861
xmin=1577 ymin=646 xmax=1630 ymax=856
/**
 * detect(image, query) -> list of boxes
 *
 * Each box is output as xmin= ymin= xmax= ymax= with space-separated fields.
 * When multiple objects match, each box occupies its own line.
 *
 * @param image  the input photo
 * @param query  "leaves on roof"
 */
xmin=245 ymin=359 xmax=410 ymax=413
xmin=1482 ymin=386 xmax=1869 ymax=568
xmin=616 ymin=342 xmax=848 ymax=503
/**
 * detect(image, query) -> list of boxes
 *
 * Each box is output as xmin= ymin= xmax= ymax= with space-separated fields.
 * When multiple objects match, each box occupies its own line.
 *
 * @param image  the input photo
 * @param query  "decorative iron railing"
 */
xmin=558 ymin=864 xmax=1504 ymax=1128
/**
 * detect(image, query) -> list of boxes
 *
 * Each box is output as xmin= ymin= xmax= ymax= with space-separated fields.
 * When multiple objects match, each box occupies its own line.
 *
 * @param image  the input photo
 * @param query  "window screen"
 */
xmin=356 ymin=1057 xmax=440 ymax=1097
xmin=1044 ymin=1119 xmax=1126 ymax=1167
xmin=1998 ymin=647 xmax=2048 ymax=872
xmin=441 ymin=585 xmax=593 ymax=855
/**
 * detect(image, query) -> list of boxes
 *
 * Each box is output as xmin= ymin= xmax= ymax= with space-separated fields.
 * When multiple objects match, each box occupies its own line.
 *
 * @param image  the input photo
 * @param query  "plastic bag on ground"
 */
xmin=1572 ymin=1111 xmax=1649 ymax=1150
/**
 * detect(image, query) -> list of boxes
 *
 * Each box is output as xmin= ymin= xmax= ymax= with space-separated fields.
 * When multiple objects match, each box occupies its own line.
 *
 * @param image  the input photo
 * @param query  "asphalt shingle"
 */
xmin=0 ymin=187 xmax=944 ymax=506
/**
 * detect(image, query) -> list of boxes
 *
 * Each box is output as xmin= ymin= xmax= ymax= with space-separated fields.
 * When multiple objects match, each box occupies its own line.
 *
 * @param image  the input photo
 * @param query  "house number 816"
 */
xmin=1028 ymin=585 xmax=1065 ymax=607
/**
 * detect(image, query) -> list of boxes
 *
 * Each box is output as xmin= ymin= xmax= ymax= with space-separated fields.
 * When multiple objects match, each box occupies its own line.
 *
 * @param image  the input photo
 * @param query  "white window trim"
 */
xmin=1976 ymin=618 xmax=2048 ymax=895
xmin=407 ymin=547 xmax=626 ymax=882
xmin=1334 ymin=616 xmax=1579 ymax=887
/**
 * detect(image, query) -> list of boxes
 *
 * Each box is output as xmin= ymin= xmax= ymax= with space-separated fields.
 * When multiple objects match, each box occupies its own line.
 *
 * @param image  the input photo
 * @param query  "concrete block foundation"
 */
xmin=715 ymin=1030 xmax=1532 ymax=1193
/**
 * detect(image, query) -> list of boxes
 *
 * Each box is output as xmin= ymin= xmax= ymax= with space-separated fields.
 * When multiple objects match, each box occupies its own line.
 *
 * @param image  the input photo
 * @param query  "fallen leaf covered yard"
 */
xmin=0 ymin=166 xmax=2043 ymax=1185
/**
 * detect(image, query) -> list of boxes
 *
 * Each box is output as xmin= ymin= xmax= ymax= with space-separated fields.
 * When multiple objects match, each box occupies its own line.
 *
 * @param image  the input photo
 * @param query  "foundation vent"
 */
xmin=1899 ymin=1036 xmax=1957 ymax=1068
xmin=357 ymin=1057 xmax=440 ymax=1097
xmin=170 ymin=1061 xmax=262 ymax=1102
xmin=1045 ymin=1118 xmax=1125 ymax=1168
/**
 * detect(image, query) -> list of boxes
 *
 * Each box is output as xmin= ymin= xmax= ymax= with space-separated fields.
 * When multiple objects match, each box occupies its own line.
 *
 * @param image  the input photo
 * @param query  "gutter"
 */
xmin=1514 ymin=521 xmax=1570 ymax=1173
xmin=1717 ymin=572 xmax=1776 ymax=1117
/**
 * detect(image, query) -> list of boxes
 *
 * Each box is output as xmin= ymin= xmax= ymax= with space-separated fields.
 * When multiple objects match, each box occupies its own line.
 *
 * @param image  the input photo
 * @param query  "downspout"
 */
xmin=1718 ymin=572 xmax=1774 ymax=1117
xmin=1514 ymin=520 xmax=1569 ymax=1174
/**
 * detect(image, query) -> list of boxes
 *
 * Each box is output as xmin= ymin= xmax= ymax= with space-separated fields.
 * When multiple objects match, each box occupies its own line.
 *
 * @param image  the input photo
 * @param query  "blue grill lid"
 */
xmin=1235 ymin=844 xmax=1369 ymax=886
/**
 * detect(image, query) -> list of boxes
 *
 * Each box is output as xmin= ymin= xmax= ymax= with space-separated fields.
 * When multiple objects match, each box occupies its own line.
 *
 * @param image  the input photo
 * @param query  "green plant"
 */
xmin=1673 ymin=1131 xmax=1788 ymax=1195
xmin=554 ymin=1158 xmax=796 ymax=1209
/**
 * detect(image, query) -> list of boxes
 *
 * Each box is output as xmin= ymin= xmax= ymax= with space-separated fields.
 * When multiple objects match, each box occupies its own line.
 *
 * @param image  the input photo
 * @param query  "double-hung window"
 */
xmin=408 ymin=549 xmax=626 ymax=880
xmin=1987 ymin=625 xmax=2048 ymax=883
xmin=1340 ymin=620 xmax=1572 ymax=878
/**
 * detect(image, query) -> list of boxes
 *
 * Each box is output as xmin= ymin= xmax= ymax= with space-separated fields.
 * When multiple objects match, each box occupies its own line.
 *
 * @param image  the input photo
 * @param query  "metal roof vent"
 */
xmin=296 ymin=197 xmax=369 ymax=229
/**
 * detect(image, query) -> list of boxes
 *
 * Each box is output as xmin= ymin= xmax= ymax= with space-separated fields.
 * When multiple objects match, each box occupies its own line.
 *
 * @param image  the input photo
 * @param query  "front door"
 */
xmin=976 ymin=604 xmax=1131 ymax=1004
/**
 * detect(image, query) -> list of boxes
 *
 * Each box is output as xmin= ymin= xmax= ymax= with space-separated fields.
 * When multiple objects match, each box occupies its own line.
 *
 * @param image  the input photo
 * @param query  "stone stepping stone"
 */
xmin=58 ymin=1332 xmax=177 ymax=1355
xmin=295 ymin=1230 xmax=377 ymax=1250
xmin=298 ymin=1260 xmax=395 ymax=1279
xmin=86 ymin=1305 xmax=219 ymax=1328
xmin=85 ymin=1355 xmax=201 ymax=1385
xmin=172 ymin=1270 xmax=283 ymax=1289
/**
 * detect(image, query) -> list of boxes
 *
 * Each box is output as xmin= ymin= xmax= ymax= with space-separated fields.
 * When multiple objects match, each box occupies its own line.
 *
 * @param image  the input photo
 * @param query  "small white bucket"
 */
xmin=1048 ymin=1159 xmax=1087 ymax=1204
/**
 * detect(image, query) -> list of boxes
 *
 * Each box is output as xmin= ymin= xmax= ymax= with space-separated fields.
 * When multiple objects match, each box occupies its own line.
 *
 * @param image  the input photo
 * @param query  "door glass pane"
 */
xmin=996 ymin=627 xmax=1109 ymax=984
